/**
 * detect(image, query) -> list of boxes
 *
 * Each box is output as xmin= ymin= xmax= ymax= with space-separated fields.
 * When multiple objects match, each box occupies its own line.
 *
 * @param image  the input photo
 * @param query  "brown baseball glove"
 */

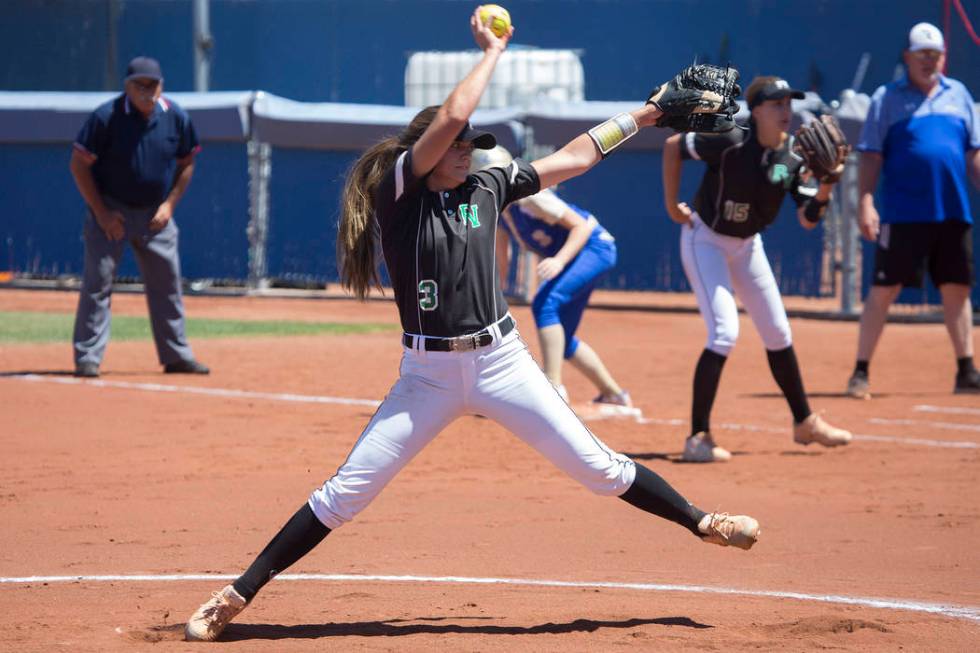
xmin=794 ymin=115 xmax=851 ymax=183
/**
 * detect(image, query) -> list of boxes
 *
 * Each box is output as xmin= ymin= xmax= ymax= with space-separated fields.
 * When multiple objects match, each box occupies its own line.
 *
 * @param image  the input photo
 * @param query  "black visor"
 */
xmin=749 ymin=79 xmax=805 ymax=108
xmin=456 ymin=123 xmax=497 ymax=150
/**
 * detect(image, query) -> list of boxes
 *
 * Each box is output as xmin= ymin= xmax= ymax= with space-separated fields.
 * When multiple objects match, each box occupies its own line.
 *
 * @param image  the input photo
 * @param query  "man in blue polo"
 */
xmin=69 ymin=56 xmax=209 ymax=378
xmin=846 ymin=22 xmax=980 ymax=398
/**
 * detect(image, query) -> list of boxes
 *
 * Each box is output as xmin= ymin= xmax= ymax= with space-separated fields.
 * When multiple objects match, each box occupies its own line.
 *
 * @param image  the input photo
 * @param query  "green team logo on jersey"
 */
xmin=458 ymin=203 xmax=480 ymax=228
xmin=769 ymin=163 xmax=791 ymax=187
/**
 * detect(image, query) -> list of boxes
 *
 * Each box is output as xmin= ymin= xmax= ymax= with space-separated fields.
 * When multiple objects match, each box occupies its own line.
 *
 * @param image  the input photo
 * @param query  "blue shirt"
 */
xmin=500 ymin=188 xmax=612 ymax=259
xmin=74 ymin=94 xmax=200 ymax=207
xmin=858 ymin=74 xmax=979 ymax=225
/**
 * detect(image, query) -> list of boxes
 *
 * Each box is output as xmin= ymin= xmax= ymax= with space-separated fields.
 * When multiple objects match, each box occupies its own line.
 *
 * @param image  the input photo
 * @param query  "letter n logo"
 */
xmin=459 ymin=203 xmax=480 ymax=228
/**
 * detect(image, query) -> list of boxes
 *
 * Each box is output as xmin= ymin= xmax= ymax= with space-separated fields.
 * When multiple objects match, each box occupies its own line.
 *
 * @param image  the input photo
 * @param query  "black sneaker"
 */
xmin=164 ymin=359 xmax=210 ymax=375
xmin=74 ymin=363 xmax=100 ymax=378
xmin=954 ymin=369 xmax=980 ymax=394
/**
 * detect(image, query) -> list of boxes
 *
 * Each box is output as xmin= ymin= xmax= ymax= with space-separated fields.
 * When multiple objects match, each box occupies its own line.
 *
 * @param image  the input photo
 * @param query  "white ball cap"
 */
xmin=908 ymin=22 xmax=945 ymax=52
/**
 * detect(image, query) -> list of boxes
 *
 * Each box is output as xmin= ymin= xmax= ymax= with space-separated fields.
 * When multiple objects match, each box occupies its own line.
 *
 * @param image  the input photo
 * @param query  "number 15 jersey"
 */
xmin=681 ymin=126 xmax=819 ymax=238
xmin=374 ymin=149 xmax=541 ymax=337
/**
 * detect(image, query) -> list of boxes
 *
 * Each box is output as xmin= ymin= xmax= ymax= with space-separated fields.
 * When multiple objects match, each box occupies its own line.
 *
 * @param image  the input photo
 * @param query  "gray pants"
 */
xmin=72 ymin=198 xmax=194 ymax=367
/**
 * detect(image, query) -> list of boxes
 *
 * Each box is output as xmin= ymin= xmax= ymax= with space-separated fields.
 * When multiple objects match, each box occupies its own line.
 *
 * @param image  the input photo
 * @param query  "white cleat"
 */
xmin=681 ymin=432 xmax=732 ymax=463
xmin=846 ymin=372 xmax=871 ymax=400
xmin=698 ymin=513 xmax=760 ymax=550
xmin=794 ymin=413 xmax=852 ymax=447
xmin=591 ymin=390 xmax=641 ymax=417
xmin=185 ymin=584 xmax=247 ymax=642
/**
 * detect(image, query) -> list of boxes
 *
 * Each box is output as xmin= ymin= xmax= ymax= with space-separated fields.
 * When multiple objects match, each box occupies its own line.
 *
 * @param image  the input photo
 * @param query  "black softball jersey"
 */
xmin=374 ymin=149 xmax=541 ymax=337
xmin=681 ymin=126 xmax=820 ymax=238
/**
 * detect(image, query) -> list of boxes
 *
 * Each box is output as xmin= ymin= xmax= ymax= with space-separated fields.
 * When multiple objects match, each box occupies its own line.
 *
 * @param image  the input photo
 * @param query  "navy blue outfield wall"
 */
xmin=0 ymin=142 xmax=249 ymax=281
xmin=266 ymin=148 xmax=356 ymax=283
xmin=200 ymin=147 xmax=821 ymax=296
xmin=0 ymin=139 xmax=826 ymax=296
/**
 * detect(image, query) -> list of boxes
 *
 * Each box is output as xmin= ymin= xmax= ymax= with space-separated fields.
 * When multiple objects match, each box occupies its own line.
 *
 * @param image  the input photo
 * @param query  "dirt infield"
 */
xmin=1 ymin=288 xmax=978 ymax=651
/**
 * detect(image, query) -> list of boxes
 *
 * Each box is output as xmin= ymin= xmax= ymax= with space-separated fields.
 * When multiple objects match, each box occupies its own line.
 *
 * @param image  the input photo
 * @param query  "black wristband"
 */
xmin=803 ymin=197 xmax=829 ymax=224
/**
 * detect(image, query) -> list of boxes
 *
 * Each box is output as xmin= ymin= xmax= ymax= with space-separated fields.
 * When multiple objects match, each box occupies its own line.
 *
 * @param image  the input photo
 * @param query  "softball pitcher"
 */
xmin=662 ymin=76 xmax=853 ymax=463
xmin=472 ymin=145 xmax=632 ymax=411
xmin=185 ymin=8 xmax=755 ymax=641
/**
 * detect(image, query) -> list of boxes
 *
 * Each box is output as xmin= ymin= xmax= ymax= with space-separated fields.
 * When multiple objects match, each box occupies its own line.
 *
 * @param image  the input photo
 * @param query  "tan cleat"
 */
xmin=698 ymin=513 xmax=760 ymax=550
xmin=794 ymin=413 xmax=852 ymax=447
xmin=185 ymin=584 xmax=247 ymax=642
xmin=681 ymin=432 xmax=732 ymax=463
xmin=846 ymin=372 xmax=871 ymax=399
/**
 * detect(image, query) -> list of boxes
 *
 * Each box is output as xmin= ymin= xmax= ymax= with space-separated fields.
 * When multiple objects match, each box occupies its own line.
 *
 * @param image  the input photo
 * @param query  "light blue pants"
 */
xmin=72 ymin=198 xmax=194 ymax=367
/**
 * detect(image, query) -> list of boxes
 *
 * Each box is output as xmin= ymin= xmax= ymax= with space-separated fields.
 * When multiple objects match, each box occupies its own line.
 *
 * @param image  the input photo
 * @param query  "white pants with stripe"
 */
xmin=308 ymin=327 xmax=636 ymax=530
xmin=680 ymin=213 xmax=792 ymax=356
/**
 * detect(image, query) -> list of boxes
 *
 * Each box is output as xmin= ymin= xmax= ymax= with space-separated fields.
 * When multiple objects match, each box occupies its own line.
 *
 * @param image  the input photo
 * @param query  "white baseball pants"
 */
xmin=680 ymin=213 xmax=793 ymax=356
xmin=309 ymin=326 xmax=636 ymax=530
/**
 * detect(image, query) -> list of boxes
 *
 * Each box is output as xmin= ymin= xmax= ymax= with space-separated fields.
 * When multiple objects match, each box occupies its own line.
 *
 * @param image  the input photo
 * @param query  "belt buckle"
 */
xmin=449 ymin=335 xmax=479 ymax=352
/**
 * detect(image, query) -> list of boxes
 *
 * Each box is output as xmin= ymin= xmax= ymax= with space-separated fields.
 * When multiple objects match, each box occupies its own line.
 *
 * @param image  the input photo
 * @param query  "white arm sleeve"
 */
xmin=513 ymin=188 xmax=570 ymax=225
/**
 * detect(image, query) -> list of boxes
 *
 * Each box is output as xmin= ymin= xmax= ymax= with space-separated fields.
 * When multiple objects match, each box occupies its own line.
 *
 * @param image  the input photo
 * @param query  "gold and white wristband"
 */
xmin=587 ymin=112 xmax=639 ymax=158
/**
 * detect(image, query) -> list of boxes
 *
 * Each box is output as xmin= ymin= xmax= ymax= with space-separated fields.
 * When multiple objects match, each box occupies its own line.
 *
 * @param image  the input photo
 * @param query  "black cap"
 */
xmin=747 ymin=78 xmax=804 ymax=108
xmin=125 ymin=56 xmax=163 ymax=82
xmin=456 ymin=122 xmax=496 ymax=150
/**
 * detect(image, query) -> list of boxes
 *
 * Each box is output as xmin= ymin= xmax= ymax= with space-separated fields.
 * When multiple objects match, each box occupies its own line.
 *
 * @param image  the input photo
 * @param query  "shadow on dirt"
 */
xmin=213 ymin=615 xmax=713 ymax=640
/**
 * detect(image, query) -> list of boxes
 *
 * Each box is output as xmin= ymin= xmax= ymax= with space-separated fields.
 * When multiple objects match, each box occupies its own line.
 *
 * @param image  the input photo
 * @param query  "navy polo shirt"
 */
xmin=73 ymin=95 xmax=200 ymax=207
xmin=858 ymin=75 xmax=980 ymax=225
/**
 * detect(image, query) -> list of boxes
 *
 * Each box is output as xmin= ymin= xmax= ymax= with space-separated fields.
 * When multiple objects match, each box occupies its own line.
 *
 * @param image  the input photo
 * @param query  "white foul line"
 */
xmin=915 ymin=404 xmax=980 ymax=416
xmin=869 ymin=417 xmax=980 ymax=433
xmin=1 ymin=572 xmax=977 ymax=624
xmin=8 ymin=374 xmax=381 ymax=407
xmin=6 ymin=375 xmax=977 ymax=449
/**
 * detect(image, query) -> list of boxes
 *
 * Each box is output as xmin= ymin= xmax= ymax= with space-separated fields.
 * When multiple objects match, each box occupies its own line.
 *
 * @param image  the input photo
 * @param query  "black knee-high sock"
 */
xmin=766 ymin=346 xmax=811 ymax=424
xmin=691 ymin=349 xmax=728 ymax=435
xmin=619 ymin=463 xmax=706 ymax=537
xmin=233 ymin=503 xmax=330 ymax=602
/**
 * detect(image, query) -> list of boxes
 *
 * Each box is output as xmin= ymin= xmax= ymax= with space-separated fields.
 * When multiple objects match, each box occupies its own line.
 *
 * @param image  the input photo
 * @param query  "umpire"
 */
xmin=69 ymin=56 xmax=209 ymax=378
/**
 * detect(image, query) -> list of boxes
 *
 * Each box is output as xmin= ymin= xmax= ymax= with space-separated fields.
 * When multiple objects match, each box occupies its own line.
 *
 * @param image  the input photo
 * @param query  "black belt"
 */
xmin=403 ymin=316 xmax=515 ymax=352
xmin=106 ymin=197 xmax=158 ymax=211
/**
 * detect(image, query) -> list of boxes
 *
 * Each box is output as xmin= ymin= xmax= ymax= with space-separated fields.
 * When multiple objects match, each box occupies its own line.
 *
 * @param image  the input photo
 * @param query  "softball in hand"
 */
xmin=478 ymin=4 xmax=511 ymax=37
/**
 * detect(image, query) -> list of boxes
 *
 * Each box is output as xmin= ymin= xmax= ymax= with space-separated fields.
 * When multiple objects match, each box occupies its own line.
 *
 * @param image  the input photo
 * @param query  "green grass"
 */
xmin=0 ymin=311 xmax=396 ymax=344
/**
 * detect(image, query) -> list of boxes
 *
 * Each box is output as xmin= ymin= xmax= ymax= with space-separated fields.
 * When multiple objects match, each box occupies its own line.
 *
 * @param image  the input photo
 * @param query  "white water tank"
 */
xmin=405 ymin=48 xmax=585 ymax=108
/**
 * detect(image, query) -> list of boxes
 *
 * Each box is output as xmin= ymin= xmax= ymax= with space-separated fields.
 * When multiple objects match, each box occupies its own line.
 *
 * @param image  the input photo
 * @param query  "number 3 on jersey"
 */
xmin=418 ymin=279 xmax=439 ymax=311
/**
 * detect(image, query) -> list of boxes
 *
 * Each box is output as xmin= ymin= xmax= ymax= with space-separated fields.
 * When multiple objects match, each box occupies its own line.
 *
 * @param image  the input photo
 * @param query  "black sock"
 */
xmin=619 ymin=463 xmax=706 ymax=537
xmin=766 ymin=346 xmax=811 ymax=424
xmin=233 ymin=503 xmax=330 ymax=602
xmin=691 ymin=349 xmax=727 ymax=435
xmin=957 ymin=357 xmax=976 ymax=377
xmin=854 ymin=360 xmax=869 ymax=376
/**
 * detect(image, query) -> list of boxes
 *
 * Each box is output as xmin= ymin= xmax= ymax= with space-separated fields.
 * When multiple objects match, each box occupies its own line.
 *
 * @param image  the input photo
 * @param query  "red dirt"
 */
xmin=1 ymin=288 xmax=978 ymax=651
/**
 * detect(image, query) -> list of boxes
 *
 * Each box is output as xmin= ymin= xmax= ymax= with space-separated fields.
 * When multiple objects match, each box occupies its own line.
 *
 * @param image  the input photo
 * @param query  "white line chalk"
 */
xmin=1 ymin=572 xmax=977 ymax=624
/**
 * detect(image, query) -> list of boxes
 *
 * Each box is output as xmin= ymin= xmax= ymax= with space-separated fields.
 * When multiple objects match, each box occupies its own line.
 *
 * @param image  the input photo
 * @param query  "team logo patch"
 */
xmin=769 ymin=163 xmax=791 ymax=186
xmin=458 ymin=203 xmax=480 ymax=228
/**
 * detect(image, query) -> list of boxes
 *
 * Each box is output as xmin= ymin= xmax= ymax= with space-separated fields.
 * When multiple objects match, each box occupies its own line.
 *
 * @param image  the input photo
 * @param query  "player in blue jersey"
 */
xmin=473 ymin=145 xmax=633 ymax=411
xmin=846 ymin=22 xmax=980 ymax=398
